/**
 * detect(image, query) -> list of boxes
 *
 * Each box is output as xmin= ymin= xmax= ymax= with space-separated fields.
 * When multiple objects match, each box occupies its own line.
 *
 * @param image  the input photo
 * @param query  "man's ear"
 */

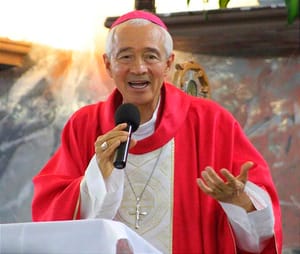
xmin=102 ymin=53 xmax=113 ymax=78
xmin=164 ymin=53 xmax=175 ymax=75
xmin=167 ymin=53 xmax=175 ymax=68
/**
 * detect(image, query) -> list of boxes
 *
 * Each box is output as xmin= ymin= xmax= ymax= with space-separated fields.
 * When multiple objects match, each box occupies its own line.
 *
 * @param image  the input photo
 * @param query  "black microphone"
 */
xmin=113 ymin=103 xmax=140 ymax=169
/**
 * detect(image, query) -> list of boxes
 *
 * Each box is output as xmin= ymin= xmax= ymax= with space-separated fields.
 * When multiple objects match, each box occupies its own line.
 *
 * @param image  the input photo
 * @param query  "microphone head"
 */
xmin=114 ymin=103 xmax=141 ymax=132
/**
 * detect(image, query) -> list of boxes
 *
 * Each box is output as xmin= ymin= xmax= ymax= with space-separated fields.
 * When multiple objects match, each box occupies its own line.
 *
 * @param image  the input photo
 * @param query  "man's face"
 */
xmin=103 ymin=22 xmax=174 ymax=110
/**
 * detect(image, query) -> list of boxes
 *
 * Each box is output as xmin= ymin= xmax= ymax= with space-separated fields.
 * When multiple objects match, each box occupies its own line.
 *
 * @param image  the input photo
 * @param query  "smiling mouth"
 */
xmin=128 ymin=81 xmax=150 ymax=89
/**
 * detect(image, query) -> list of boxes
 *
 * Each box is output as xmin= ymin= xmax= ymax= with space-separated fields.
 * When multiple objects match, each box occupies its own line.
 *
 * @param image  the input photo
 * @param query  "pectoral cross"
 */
xmin=129 ymin=198 xmax=147 ymax=229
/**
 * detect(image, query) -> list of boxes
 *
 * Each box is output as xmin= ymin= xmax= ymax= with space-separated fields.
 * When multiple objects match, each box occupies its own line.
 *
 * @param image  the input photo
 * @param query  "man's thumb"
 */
xmin=239 ymin=161 xmax=254 ymax=182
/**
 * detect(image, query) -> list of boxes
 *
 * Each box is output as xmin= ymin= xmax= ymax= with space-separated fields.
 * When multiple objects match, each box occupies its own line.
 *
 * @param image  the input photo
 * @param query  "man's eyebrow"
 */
xmin=115 ymin=47 xmax=133 ymax=56
xmin=144 ymin=47 xmax=161 ymax=55
xmin=115 ymin=47 xmax=161 ymax=56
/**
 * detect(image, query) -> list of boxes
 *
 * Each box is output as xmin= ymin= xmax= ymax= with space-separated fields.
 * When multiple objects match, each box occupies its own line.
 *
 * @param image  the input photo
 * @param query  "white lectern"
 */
xmin=0 ymin=219 xmax=162 ymax=254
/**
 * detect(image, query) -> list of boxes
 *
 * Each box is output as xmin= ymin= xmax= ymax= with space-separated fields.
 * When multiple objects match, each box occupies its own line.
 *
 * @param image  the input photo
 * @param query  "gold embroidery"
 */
xmin=72 ymin=193 xmax=81 ymax=220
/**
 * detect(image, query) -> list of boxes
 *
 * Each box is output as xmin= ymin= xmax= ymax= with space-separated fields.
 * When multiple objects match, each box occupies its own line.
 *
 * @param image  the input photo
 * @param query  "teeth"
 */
xmin=128 ymin=81 xmax=149 ymax=89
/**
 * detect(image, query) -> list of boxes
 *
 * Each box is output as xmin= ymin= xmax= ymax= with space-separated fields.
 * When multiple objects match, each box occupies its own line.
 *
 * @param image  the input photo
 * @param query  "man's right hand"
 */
xmin=94 ymin=123 xmax=137 ymax=178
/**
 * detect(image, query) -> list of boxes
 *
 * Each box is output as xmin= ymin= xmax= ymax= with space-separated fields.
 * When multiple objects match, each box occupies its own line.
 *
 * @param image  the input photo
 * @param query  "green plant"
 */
xmin=187 ymin=0 xmax=299 ymax=24
xmin=285 ymin=0 xmax=299 ymax=24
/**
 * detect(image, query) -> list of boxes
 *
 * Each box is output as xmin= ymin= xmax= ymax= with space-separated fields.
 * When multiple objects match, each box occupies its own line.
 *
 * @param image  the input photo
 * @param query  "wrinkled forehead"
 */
xmin=112 ymin=23 xmax=165 ymax=51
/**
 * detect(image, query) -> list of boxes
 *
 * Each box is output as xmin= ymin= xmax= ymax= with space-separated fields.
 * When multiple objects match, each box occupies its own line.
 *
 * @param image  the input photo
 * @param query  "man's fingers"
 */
xmin=114 ymin=123 xmax=128 ymax=130
xmin=196 ymin=178 xmax=213 ymax=194
xmin=241 ymin=161 xmax=254 ymax=172
xmin=201 ymin=168 xmax=223 ymax=190
xmin=220 ymin=168 xmax=235 ymax=183
xmin=129 ymin=139 xmax=137 ymax=149
xmin=239 ymin=161 xmax=254 ymax=183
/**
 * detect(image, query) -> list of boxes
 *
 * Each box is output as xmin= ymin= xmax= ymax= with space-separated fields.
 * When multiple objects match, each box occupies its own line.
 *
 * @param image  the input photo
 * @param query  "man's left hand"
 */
xmin=197 ymin=161 xmax=256 ymax=212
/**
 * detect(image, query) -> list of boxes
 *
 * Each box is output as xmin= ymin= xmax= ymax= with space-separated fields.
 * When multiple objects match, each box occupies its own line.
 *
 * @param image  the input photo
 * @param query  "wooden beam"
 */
xmin=104 ymin=6 xmax=300 ymax=57
xmin=0 ymin=37 xmax=31 ymax=67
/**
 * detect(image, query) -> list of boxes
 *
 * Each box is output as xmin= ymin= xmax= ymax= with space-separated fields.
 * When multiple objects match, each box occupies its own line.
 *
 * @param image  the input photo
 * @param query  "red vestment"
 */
xmin=32 ymin=82 xmax=282 ymax=254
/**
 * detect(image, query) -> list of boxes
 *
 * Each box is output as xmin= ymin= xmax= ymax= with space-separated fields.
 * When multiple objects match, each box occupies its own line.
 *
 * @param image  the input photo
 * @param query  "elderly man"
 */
xmin=32 ymin=10 xmax=282 ymax=254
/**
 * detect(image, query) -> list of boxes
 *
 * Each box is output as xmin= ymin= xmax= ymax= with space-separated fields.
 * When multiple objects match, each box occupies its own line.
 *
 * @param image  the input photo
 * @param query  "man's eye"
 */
xmin=145 ymin=54 xmax=160 ymax=62
xmin=146 ymin=54 xmax=158 ymax=59
xmin=119 ymin=55 xmax=131 ymax=59
xmin=117 ymin=55 xmax=133 ymax=62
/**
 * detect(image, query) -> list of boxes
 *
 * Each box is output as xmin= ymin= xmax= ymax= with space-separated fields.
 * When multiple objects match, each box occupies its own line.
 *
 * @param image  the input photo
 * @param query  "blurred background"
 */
xmin=0 ymin=0 xmax=299 ymax=253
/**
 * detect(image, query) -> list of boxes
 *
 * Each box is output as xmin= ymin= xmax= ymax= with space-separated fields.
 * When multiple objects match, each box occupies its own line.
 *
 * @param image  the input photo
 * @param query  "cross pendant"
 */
xmin=129 ymin=198 xmax=147 ymax=229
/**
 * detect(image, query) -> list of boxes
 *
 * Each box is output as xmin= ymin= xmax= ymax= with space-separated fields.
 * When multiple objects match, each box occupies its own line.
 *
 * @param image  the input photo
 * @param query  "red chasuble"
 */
xmin=32 ymin=82 xmax=282 ymax=254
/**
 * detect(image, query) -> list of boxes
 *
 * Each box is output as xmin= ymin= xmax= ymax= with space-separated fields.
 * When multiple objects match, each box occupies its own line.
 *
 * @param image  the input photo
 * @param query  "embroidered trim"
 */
xmin=72 ymin=194 xmax=81 ymax=220
xmin=169 ymin=140 xmax=174 ymax=254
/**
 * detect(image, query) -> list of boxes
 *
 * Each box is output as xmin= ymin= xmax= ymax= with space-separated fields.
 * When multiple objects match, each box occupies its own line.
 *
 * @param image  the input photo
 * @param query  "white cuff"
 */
xmin=80 ymin=155 xmax=124 ymax=219
xmin=97 ymin=169 xmax=125 ymax=219
xmin=80 ymin=155 xmax=107 ymax=218
xmin=219 ymin=181 xmax=274 ymax=252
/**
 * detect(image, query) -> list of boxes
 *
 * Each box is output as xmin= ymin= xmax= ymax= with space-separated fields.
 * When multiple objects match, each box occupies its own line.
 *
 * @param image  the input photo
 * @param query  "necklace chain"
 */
xmin=125 ymin=147 xmax=163 ymax=228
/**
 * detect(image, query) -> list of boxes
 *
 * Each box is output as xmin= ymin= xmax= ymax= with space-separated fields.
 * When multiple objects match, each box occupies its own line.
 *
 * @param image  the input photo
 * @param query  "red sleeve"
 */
xmin=32 ymin=105 xmax=99 ymax=221
xmin=232 ymin=122 xmax=283 ymax=254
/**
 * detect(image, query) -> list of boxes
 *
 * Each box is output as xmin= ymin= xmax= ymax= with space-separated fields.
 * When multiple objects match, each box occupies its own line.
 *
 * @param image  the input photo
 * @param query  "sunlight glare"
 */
xmin=0 ymin=0 xmax=134 ymax=50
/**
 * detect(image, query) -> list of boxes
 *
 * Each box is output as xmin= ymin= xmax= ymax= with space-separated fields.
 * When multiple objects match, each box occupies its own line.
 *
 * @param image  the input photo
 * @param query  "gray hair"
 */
xmin=105 ymin=18 xmax=173 ymax=59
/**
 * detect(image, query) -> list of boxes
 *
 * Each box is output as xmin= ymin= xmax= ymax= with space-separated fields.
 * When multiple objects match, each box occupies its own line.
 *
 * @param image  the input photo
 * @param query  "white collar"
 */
xmin=132 ymin=98 xmax=160 ymax=141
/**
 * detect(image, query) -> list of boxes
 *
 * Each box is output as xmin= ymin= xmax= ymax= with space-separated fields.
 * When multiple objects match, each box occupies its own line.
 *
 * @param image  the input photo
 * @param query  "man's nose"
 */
xmin=130 ymin=58 xmax=147 ymax=74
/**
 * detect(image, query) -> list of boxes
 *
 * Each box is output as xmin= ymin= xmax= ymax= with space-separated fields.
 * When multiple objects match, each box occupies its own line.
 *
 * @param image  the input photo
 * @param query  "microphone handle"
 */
xmin=113 ymin=125 xmax=133 ymax=169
